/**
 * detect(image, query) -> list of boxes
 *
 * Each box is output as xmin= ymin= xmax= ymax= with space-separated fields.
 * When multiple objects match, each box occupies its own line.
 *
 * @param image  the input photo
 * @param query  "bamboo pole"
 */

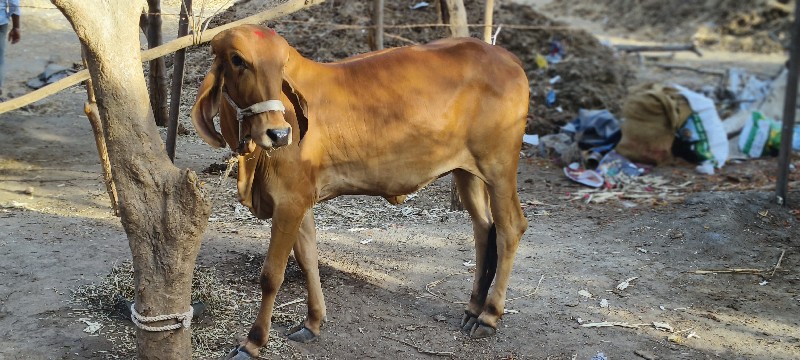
xmin=776 ymin=0 xmax=800 ymax=206
xmin=372 ymin=0 xmax=384 ymax=50
xmin=0 ymin=0 xmax=326 ymax=114
xmin=483 ymin=0 xmax=494 ymax=43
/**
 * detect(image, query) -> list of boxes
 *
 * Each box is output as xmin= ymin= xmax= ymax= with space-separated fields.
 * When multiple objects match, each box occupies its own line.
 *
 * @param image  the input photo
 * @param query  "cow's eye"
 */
xmin=231 ymin=54 xmax=245 ymax=68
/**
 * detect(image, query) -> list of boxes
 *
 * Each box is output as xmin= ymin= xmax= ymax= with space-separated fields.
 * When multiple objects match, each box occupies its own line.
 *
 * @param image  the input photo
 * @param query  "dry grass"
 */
xmin=71 ymin=260 xmax=300 ymax=359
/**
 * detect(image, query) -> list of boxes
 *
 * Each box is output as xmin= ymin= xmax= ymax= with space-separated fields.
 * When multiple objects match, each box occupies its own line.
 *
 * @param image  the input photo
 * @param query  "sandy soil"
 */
xmin=1 ymin=1 xmax=799 ymax=360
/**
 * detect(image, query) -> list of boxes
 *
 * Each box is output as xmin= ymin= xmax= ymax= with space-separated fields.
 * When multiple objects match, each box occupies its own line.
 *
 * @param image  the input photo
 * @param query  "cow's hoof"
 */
xmin=222 ymin=346 xmax=252 ymax=360
xmin=460 ymin=313 xmax=478 ymax=333
xmin=286 ymin=325 xmax=318 ymax=343
xmin=469 ymin=322 xmax=497 ymax=339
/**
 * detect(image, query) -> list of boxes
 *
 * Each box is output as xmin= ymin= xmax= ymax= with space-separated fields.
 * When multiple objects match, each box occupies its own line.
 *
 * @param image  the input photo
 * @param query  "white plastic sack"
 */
xmin=673 ymin=85 xmax=729 ymax=167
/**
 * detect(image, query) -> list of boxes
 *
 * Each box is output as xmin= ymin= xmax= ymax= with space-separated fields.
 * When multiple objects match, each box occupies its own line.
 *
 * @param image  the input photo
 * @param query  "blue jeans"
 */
xmin=0 ymin=23 xmax=7 ymax=91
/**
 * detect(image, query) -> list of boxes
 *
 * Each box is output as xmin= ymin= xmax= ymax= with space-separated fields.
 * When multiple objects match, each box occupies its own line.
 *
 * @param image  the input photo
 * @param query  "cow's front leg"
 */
xmin=285 ymin=209 xmax=326 ymax=342
xmin=227 ymin=208 xmax=305 ymax=359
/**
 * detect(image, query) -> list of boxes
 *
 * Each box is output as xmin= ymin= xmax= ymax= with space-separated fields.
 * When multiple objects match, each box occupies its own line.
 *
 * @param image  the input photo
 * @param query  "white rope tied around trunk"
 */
xmin=130 ymin=302 xmax=194 ymax=332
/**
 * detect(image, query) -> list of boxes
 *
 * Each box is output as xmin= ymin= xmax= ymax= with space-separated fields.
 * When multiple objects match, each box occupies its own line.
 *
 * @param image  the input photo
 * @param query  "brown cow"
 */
xmin=191 ymin=25 xmax=529 ymax=359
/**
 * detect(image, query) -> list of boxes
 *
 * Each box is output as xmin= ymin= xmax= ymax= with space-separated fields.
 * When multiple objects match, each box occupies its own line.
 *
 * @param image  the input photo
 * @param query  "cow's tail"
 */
xmin=480 ymin=223 xmax=498 ymax=291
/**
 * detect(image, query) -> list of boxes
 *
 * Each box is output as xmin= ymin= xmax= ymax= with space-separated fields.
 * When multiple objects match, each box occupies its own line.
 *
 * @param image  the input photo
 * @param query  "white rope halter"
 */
xmin=130 ymin=302 xmax=194 ymax=332
xmin=222 ymin=91 xmax=285 ymax=154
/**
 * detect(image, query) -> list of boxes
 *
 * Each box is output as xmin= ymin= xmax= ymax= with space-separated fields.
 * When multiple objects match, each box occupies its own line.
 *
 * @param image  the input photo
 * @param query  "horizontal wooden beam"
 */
xmin=0 ymin=0 xmax=325 ymax=115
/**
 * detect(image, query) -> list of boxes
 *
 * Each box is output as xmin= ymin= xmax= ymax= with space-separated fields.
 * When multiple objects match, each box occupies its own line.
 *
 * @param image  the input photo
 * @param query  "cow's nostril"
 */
xmin=266 ymin=128 xmax=291 ymax=146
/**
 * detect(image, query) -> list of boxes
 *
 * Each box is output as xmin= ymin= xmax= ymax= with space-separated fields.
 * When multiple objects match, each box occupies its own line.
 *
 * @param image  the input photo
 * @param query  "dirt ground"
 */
xmin=1 ymin=1 xmax=800 ymax=359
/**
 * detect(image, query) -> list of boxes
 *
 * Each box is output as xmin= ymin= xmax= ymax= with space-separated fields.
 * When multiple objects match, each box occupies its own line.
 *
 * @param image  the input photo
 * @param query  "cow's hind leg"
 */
xmin=469 ymin=171 xmax=527 ymax=338
xmin=285 ymin=210 xmax=326 ymax=342
xmin=452 ymin=170 xmax=496 ymax=333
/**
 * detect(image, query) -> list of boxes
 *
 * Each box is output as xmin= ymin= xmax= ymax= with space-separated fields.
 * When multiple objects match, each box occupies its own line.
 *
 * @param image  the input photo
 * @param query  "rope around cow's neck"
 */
xmin=130 ymin=302 xmax=193 ymax=332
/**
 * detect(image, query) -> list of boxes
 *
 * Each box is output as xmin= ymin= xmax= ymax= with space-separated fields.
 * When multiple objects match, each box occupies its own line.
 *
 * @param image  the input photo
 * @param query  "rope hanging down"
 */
xmin=130 ymin=302 xmax=194 ymax=332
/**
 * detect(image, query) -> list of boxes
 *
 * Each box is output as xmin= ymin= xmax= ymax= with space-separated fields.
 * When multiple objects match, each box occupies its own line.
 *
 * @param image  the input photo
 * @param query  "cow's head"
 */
xmin=191 ymin=25 xmax=300 ymax=153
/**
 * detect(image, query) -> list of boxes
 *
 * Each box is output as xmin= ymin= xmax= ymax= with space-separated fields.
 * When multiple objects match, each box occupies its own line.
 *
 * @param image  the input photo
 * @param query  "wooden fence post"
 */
xmin=442 ymin=0 xmax=468 ymax=37
xmin=166 ymin=0 xmax=191 ymax=161
xmin=483 ymin=0 xmax=495 ymax=43
xmin=371 ymin=0 xmax=384 ymax=50
xmin=444 ymin=0 xmax=467 ymax=210
xmin=776 ymin=0 xmax=800 ymax=206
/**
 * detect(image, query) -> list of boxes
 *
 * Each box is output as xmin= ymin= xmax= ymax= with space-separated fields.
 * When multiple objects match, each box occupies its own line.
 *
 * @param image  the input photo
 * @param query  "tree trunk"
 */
xmin=442 ymin=0 xmax=468 ymax=37
xmin=142 ymin=0 xmax=170 ymax=127
xmin=53 ymin=1 xmax=210 ymax=359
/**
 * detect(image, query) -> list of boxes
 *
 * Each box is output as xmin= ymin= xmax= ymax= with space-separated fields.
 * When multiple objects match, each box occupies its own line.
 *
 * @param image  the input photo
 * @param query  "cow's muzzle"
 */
xmin=222 ymin=91 xmax=287 ymax=153
xmin=266 ymin=128 xmax=291 ymax=147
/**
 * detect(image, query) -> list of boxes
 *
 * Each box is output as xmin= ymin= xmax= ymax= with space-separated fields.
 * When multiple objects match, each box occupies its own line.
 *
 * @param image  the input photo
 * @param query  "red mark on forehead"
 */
xmin=253 ymin=29 xmax=276 ymax=39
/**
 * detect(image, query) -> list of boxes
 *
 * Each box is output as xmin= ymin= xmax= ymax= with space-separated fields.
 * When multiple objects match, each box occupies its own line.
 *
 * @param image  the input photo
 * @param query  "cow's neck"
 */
xmin=283 ymin=48 xmax=324 ymax=96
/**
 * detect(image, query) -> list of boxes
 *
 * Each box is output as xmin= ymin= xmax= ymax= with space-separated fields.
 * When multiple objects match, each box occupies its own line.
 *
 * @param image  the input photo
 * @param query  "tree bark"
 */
xmin=142 ymin=0 xmax=170 ymax=127
xmin=53 ymin=1 xmax=211 ymax=359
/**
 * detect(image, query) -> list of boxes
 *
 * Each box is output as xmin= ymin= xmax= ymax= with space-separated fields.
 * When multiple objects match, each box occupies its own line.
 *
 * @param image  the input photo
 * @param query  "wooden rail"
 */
xmin=0 ymin=0 xmax=325 ymax=114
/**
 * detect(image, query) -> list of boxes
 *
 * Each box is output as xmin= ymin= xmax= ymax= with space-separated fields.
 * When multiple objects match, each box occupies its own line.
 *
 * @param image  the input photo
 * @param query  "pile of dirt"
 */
xmin=203 ymin=0 xmax=633 ymax=135
xmin=547 ymin=0 xmax=794 ymax=53
xmin=491 ymin=3 xmax=633 ymax=134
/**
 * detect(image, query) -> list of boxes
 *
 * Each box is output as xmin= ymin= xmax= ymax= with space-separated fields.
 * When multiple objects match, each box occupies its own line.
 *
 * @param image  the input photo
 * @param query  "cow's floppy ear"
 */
xmin=190 ymin=57 xmax=226 ymax=148
xmin=282 ymin=79 xmax=308 ymax=141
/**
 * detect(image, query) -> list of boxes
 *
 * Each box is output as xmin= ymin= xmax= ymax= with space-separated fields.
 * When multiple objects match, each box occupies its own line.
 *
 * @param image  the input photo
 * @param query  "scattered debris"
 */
xmin=667 ymin=333 xmax=684 ymax=344
xmin=771 ymin=249 xmax=786 ymax=277
xmin=591 ymin=352 xmax=608 ymax=360
xmin=424 ymin=272 xmax=467 ymax=304
xmin=578 ymin=290 xmax=593 ymax=298
xmin=581 ymin=321 xmax=675 ymax=333
xmin=523 ymin=134 xmax=540 ymax=146
xmin=599 ymin=299 xmax=609 ymax=308
xmin=581 ymin=321 xmax=648 ymax=329
xmin=80 ymin=318 xmax=102 ymax=334
xmin=688 ymin=268 xmax=765 ymax=274
xmin=652 ymin=321 xmax=673 ymax=332
xmin=616 ymin=277 xmax=639 ymax=291
xmin=634 ymin=349 xmax=657 ymax=360
xmin=26 ymin=62 xmax=78 ymax=89
xmin=614 ymin=43 xmax=703 ymax=57
xmin=409 ymin=2 xmax=429 ymax=10
xmin=687 ymin=252 xmax=791 ymax=277
xmin=381 ymin=335 xmax=454 ymax=357
xmin=507 ymin=275 xmax=545 ymax=302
